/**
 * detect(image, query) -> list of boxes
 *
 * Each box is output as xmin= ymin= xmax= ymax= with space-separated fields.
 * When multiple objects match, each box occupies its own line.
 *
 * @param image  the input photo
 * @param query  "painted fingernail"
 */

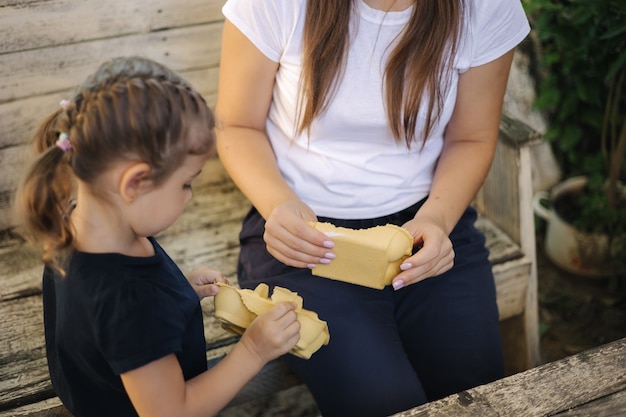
xmin=392 ymin=280 xmax=404 ymax=290
xmin=307 ymin=264 xmax=317 ymax=269
xmin=319 ymin=258 xmax=331 ymax=264
xmin=323 ymin=240 xmax=335 ymax=248
xmin=324 ymin=252 xmax=336 ymax=259
xmin=400 ymin=262 xmax=412 ymax=271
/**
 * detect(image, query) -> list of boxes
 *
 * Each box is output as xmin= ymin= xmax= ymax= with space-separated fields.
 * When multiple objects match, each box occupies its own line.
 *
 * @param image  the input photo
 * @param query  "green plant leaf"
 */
xmin=560 ymin=125 xmax=583 ymax=150
xmin=529 ymin=0 xmax=626 ymax=182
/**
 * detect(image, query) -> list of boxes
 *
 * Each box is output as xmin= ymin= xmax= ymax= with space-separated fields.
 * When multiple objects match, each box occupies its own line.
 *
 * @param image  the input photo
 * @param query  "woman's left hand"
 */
xmin=187 ymin=266 xmax=229 ymax=299
xmin=392 ymin=216 xmax=455 ymax=289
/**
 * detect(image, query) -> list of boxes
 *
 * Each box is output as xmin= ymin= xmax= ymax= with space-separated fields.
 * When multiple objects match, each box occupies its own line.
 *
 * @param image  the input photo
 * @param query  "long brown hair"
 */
xmin=15 ymin=56 xmax=215 ymax=273
xmin=298 ymin=0 xmax=466 ymax=147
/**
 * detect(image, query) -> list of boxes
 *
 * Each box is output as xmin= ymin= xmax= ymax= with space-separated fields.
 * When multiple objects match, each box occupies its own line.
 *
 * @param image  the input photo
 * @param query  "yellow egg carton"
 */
xmin=309 ymin=222 xmax=413 ymax=289
xmin=213 ymin=283 xmax=330 ymax=359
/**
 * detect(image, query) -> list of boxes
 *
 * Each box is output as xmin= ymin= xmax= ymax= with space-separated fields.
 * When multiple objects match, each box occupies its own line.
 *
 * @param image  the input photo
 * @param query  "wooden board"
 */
xmin=1 ymin=24 xmax=223 ymax=103
xmin=0 ymin=397 xmax=70 ymax=417
xmin=391 ymin=338 xmax=626 ymax=417
xmin=0 ymin=0 xmax=226 ymax=55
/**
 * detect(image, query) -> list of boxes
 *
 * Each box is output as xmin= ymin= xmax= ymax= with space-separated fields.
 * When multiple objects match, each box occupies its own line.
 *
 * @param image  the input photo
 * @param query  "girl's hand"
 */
xmin=392 ymin=215 xmax=455 ymax=290
xmin=263 ymin=200 xmax=335 ymax=269
xmin=240 ymin=302 xmax=301 ymax=363
xmin=187 ymin=266 xmax=229 ymax=300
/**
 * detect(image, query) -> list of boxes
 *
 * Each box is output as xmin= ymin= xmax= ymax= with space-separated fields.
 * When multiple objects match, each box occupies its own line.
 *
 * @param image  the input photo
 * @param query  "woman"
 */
xmin=215 ymin=1 xmax=530 ymax=415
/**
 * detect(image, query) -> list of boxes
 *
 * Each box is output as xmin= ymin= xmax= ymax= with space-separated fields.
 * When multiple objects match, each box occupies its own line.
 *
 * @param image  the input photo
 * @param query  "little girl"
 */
xmin=14 ymin=56 xmax=300 ymax=417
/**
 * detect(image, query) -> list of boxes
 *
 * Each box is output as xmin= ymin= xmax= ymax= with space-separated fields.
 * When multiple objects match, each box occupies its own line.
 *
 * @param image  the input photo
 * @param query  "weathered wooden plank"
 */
xmin=493 ymin=257 xmax=530 ymax=320
xmin=476 ymin=117 xmax=542 ymax=369
xmin=0 ymin=295 xmax=51 ymax=410
xmin=391 ymin=338 xmax=626 ymax=417
xmin=552 ymin=389 xmax=626 ymax=416
xmin=0 ymin=146 xmax=28 ymax=200
xmin=476 ymin=215 xmax=523 ymax=265
xmin=475 ymin=136 xmax=523 ymax=245
xmin=0 ymin=23 xmax=222 ymax=103
xmin=0 ymin=295 xmax=45 ymax=360
xmin=0 ymin=355 xmax=52 ymax=412
xmin=476 ymin=214 xmax=530 ymax=320
xmin=0 ymin=248 xmax=41 ymax=302
xmin=0 ymin=0 xmax=226 ymax=55
xmin=0 ymin=397 xmax=70 ymax=417
xmin=499 ymin=113 xmax=543 ymax=149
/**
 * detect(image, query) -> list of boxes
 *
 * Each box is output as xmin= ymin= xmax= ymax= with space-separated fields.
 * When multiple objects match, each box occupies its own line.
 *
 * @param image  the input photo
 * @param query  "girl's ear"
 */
xmin=118 ymin=162 xmax=151 ymax=203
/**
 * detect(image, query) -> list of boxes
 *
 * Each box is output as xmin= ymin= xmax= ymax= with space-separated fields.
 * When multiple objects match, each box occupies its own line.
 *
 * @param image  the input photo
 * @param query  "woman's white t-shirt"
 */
xmin=222 ymin=0 xmax=530 ymax=219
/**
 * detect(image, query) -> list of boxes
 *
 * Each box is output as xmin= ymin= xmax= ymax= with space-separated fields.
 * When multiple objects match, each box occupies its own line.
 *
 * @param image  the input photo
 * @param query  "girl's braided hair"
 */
xmin=15 ymin=56 xmax=215 ymax=273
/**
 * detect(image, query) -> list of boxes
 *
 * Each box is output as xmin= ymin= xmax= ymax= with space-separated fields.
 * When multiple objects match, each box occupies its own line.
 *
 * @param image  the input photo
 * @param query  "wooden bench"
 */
xmin=390 ymin=337 xmax=626 ymax=417
xmin=0 ymin=114 xmax=542 ymax=416
xmin=1 ymin=0 xmax=543 ymax=413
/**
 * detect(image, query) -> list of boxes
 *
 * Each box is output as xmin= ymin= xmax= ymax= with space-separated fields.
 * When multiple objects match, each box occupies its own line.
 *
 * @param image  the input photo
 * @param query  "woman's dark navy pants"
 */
xmin=236 ymin=201 xmax=504 ymax=417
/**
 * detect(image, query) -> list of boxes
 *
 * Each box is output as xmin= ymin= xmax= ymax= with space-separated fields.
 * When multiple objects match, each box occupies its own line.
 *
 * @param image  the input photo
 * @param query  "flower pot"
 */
xmin=533 ymin=176 xmax=617 ymax=278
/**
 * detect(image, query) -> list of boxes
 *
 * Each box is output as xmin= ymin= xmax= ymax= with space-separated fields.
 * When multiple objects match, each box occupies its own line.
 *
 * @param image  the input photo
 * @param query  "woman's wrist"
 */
xmin=414 ymin=198 xmax=462 ymax=236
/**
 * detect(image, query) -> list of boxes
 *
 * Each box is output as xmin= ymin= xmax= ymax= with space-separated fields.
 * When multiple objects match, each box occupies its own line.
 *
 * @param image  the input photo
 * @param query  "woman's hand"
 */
xmin=392 ymin=214 xmax=455 ymax=290
xmin=240 ymin=302 xmax=301 ymax=363
xmin=263 ymin=200 xmax=336 ymax=269
xmin=187 ymin=266 xmax=229 ymax=300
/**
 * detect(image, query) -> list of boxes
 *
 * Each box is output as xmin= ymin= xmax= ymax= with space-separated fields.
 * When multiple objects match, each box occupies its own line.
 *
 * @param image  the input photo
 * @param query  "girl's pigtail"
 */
xmin=15 ymin=109 xmax=75 ymax=275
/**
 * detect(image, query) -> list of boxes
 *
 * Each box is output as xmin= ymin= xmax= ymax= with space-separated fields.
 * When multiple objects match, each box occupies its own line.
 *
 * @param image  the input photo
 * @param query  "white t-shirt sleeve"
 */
xmin=469 ymin=0 xmax=530 ymax=67
xmin=222 ymin=0 xmax=300 ymax=63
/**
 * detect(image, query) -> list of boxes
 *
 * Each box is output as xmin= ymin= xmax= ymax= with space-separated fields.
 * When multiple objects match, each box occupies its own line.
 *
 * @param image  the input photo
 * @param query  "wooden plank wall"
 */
xmin=0 ymin=0 xmax=227 ymax=231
